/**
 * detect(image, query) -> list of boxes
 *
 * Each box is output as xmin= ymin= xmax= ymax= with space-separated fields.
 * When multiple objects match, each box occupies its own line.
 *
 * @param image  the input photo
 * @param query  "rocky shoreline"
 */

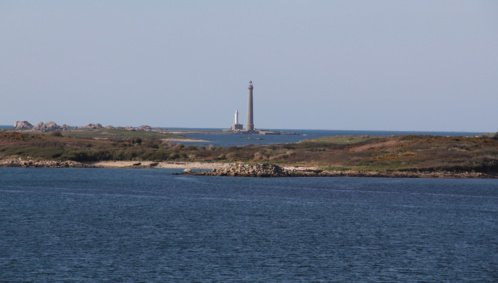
xmin=0 ymin=158 xmax=228 ymax=170
xmin=11 ymin=120 xmax=157 ymax=133
xmin=184 ymin=163 xmax=494 ymax=179
xmin=0 ymin=158 xmax=92 ymax=168
xmin=1 ymin=158 xmax=495 ymax=179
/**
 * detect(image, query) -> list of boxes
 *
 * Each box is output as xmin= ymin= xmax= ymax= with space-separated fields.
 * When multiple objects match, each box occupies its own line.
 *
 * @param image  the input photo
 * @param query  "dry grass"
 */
xmin=1 ymin=132 xmax=497 ymax=173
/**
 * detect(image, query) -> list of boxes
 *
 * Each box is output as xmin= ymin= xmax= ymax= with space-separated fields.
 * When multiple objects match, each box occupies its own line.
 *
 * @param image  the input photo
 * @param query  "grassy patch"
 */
xmin=300 ymin=135 xmax=379 ymax=145
xmin=60 ymin=129 xmax=187 ymax=139
xmin=1 ymin=133 xmax=497 ymax=173
xmin=321 ymin=166 xmax=352 ymax=171
xmin=0 ymin=146 xmax=64 ymax=160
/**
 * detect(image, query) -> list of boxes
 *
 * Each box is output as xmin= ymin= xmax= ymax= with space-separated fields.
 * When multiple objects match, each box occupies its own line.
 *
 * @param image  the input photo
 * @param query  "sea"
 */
xmin=1 ymin=126 xmax=496 ymax=281
xmin=166 ymin=127 xmax=488 ymax=147
xmin=0 ymin=168 xmax=497 ymax=282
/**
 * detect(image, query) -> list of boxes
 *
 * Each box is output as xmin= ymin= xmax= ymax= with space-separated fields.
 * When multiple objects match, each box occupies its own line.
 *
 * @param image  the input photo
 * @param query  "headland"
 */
xmin=1 ymin=127 xmax=497 ymax=178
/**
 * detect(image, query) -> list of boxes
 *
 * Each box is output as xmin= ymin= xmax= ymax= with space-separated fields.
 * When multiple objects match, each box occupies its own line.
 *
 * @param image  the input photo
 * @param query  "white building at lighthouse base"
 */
xmin=230 ymin=110 xmax=243 ymax=131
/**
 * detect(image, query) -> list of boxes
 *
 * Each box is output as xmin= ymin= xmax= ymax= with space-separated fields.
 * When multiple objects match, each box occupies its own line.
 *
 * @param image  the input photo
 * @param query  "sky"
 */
xmin=1 ymin=1 xmax=497 ymax=132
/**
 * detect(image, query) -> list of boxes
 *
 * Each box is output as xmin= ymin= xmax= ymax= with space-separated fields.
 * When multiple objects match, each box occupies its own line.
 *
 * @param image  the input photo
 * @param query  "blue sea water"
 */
xmin=170 ymin=128 xmax=486 ymax=147
xmin=0 ymin=168 xmax=496 ymax=281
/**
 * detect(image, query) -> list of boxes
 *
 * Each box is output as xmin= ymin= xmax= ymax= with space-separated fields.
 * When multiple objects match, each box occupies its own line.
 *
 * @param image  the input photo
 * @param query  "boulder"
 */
xmin=138 ymin=125 xmax=152 ymax=131
xmin=105 ymin=125 xmax=115 ymax=129
xmin=32 ymin=121 xmax=61 ymax=132
xmin=182 ymin=163 xmax=325 ymax=177
xmin=32 ymin=122 xmax=45 ymax=131
xmin=190 ymin=163 xmax=291 ymax=177
xmin=13 ymin=121 xmax=33 ymax=130
xmin=83 ymin=123 xmax=103 ymax=129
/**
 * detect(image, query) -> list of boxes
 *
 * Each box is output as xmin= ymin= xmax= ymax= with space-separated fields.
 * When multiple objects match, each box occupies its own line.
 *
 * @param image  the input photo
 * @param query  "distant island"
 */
xmin=222 ymin=81 xmax=299 ymax=136
xmin=1 ymin=122 xmax=497 ymax=179
xmin=12 ymin=120 xmax=164 ymax=133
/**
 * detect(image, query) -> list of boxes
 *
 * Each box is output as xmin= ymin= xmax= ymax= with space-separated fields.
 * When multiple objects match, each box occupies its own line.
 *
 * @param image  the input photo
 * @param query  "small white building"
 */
xmin=231 ymin=110 xmax=243 ymax=130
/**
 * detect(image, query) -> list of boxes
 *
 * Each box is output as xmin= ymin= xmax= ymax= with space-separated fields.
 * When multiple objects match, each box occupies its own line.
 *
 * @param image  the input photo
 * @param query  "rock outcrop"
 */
xmin=13 ymin=121 xmax=33 ymax=130
xmin=0 ymin=158 xmax=90 ymax=168
xmin=32 ymin=121 xmax=62 ymax=132
xmin=82 ymin=123 xmax=103 ymax=129
xmin=10 ymin=121 xmax=157 ymax=133
xmin=184 ymin=163 xmax=316 ymax=177
xmin=182 ymin=162 xmax=490 ymax=178
xmin=138 ymin=125 xmax=152 ymax=131
xmin=14 ymin=121 xmax=71 ymax=132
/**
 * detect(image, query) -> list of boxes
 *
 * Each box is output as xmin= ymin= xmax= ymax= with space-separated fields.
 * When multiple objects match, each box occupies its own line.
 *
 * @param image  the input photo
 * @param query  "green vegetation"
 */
xmin=1 ymin=131 xmax=497 ymax=174
xmin=300 ymin=135 xmax=379 ymax=144
xmin=59 ymin=129 xmax=186 ymax=139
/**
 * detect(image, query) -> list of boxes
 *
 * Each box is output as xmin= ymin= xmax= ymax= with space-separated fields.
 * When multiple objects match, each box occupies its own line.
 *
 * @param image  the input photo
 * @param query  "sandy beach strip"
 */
xmin=161 ymin=138 xmax=211 ymax=143
xmin=90 ymin=161 xmax=228 ymax=169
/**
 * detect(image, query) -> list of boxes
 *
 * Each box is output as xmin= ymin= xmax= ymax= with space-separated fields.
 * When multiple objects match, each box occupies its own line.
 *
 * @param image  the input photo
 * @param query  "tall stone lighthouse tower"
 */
xmin=246 ymin=80 xmax=254 ymax=131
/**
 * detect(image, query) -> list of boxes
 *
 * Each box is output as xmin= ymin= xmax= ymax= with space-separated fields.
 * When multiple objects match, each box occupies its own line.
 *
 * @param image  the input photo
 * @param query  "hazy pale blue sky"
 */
xmin=1 ymin=1 xmax=497 ymax=131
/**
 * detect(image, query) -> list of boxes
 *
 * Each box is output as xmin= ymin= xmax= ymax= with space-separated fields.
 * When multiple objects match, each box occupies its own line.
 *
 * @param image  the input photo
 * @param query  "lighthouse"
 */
xmin=230 ymin=110 xmax=243 ymax=131
xmin=247 ymin=80 xmax=254 ymax=131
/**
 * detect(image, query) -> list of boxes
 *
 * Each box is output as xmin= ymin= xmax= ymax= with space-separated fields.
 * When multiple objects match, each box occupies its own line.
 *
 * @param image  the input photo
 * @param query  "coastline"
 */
xmin=161 ymin=138 xmax=211 ymax=143
xmin=1 ymin=158 xmax=495 ymax=179
xmin=91 ymin=160 xmax=226 ymax=169
xmin=0 ymin=158 xmax=228 ymax=170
